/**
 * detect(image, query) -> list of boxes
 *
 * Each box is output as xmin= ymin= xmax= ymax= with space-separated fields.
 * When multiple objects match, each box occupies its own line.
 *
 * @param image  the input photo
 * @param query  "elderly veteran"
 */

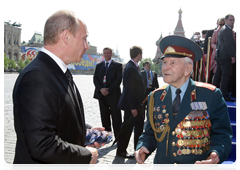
xmin=134 ymin=35 xmax=232 ymax=164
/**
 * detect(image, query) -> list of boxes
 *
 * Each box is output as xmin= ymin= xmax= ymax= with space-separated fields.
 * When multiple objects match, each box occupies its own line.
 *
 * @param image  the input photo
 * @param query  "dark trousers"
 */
xmin=117 ymin=105 xmax=144 ymax=154
xmin=213 ymin=60 xmax=232 ymax=98
xmin=98 ymin=96 xmax=122 ymax=138
xmin=230 ymin=62 xmax=236 ymax=96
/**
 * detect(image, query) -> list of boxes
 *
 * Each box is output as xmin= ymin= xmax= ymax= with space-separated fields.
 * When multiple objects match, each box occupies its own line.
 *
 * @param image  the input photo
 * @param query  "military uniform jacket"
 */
xmin=136 ymin=79 xmax=232 ymax=164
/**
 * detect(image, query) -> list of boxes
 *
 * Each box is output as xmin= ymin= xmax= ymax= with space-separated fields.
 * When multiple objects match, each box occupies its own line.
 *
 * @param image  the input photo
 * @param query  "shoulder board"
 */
xmin=195 ymin=81 xmax=216 ymax=91
xmin=152 ymin=84 xmax=169 ymax=93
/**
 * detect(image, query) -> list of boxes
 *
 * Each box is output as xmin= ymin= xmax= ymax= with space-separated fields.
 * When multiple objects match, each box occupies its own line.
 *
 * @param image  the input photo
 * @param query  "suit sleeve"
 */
xmin=93 ymin=64 xmax=102 ymax=92
xmin=207 ymin=89 xmax=233 ymax=163
xmin=223 ymin=28 xmax=236 ymax=59
xmin=108 ymin=63 xmax=122 ymax=94
xmin=125 ymin=67 xmax=144 ymax=110
xmin=154 ymin=72 xmax=159 ymax=89
xmin=16 ymin=71 xmax=91 ymax=163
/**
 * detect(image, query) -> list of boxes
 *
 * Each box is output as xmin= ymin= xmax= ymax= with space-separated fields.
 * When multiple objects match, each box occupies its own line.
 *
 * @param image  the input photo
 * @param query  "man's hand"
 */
xmin=100 ymin=88 xmax=109 ymax=96
xmin=134 ymin=146 xmax=149 ymax=164
xmin=131 ymin=109 xmax=138 ymax=117
xmin=231 ymin=57 xmax=236 ymax=64
xmin=85 ymin=146 xmax=99 ymax=164
xmin=195 ymin=152 xmax=219 ymax=164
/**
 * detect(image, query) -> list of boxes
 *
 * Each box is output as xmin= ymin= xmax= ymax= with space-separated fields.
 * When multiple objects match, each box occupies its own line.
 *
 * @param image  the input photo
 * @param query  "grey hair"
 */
xmin=44 ymin=10 xmax=80 ymax=45
xmin=184 ymin=57 xmax=194 ymax=75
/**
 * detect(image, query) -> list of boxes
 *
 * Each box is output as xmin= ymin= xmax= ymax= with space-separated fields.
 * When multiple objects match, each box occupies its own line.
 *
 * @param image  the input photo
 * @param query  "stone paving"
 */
xmin=4 ymin=73 xmax=167 ymax=164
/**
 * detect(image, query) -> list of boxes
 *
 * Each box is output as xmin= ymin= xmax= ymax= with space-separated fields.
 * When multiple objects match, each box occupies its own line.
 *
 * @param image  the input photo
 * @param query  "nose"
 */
xmin=85 ymin=41 xmax=90 ymax=51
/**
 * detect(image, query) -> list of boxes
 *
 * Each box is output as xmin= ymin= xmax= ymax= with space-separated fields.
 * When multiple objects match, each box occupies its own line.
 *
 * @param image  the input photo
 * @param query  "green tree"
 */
xmin=24 ymin=58 xmax=32 ymax=67
xmin=4 ymin=55 xmax=10 ymax=70
xmin=8 ymin=59 xmax=17 ymax=71
xmin=17 ymin=59 xmax=25 ymax=69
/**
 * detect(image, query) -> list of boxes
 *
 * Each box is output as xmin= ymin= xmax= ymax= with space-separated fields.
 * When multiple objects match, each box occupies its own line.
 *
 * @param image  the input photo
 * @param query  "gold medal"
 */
xmin=175 ymin=127 xmax=182 ymax=135
xmin=183 ymin=121 xmax=191 ymax=128
xmin=191 ymin=149 xmax=195 ymax=154
xmin=198 ymin=149 xmax=203 ymax=154
xmin=165 ymin=113 xmax=169 ymax=117
xmin=186 ymin=148 xmax=191 ymax=154
xmin=182 ymin=148 xmax=187 ymax=155
xmin=178 ymin=139 xmax=184 ymax=146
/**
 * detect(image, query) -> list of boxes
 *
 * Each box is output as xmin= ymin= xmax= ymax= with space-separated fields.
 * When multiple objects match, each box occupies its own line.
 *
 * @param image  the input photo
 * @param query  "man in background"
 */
xmin=141 ymin=61 xmax=159 ymax=118
xmin=93 ymin=47 xmax=122 ymax=138
xmin=117 ymin=46 xmax=145 ymax=158
xmin=213 ymin=14 xmax=236 ymax=101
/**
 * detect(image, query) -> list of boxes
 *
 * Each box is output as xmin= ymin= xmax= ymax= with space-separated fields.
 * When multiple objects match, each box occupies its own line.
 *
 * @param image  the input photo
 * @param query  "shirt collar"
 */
xmin=41 ymin=47 xmax=68 ymax=73
xmin=105 ymin=59 xmax=112 ymax=66
xmin=131 ymin=59 xmax=139 ymax=67
xmin=170 ymin=78 xmax=189 ymax=102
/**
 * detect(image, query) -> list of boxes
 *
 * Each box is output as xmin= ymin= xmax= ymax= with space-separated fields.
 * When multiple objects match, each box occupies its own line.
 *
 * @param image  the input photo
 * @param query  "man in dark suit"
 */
xmin=141 ymin=61 xmax=159 ymax=118
xmin=213 ymin=14 xmax=236 ymax=101
xmin=117 ymin=46 xmax=145 ymax=158
xmin=230 ymin=23 xmax=238 ymax=98
xmin=93 ymin=47 xmax=122 ymax=138
xmin=12 ymin=10 xmax=99 ymax=164
xmin=135 ymin=35 xmax=232 ymax=164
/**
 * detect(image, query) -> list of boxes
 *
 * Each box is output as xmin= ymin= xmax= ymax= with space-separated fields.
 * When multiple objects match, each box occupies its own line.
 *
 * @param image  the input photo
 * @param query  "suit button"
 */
xmin=172 ymin=131 xmax=176 ymax=135
xmin=172 ymin=142 xmax=176 ymax=146
xmin=173 ymin=152 xmax=177 ymax=157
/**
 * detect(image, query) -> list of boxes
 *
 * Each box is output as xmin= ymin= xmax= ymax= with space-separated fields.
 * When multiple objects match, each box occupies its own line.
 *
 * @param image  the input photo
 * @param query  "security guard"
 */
xmin=135 ymin=35 xmax=232 ymax=164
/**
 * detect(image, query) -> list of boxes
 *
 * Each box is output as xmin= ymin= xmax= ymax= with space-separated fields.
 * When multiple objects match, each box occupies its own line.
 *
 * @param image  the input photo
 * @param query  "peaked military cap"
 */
xmin=159 ymin=35 xmax=203 ymax=62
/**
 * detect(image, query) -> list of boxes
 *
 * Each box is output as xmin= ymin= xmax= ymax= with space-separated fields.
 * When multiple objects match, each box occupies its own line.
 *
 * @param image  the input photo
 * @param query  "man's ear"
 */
xmin=184 ymin=63 xmax=193 ymax=77
xmin=61 ymin=30 xmax=70 ymax=45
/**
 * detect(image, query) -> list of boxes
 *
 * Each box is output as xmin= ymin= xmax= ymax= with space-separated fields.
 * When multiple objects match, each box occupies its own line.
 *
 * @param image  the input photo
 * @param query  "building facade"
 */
xmin=4 ymin=21 xmax=22 ymax=61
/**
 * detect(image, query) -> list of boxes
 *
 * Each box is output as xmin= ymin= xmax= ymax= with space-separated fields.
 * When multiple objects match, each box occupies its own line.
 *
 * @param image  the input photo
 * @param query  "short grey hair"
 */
xmin=44 ymin=10 xmax=80 ymax=45
xmin=184 ymin=57 xmax=193 ymax=75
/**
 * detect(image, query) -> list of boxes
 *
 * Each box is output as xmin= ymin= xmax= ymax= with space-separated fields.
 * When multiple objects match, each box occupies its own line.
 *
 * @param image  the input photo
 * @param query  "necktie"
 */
xmin=172 ymin=88 xmax=181 ymax=120
xmin=65 ymin=69 xmax=74 ymax=87
xmin=105 ymin=62 xmax=109 ymax=73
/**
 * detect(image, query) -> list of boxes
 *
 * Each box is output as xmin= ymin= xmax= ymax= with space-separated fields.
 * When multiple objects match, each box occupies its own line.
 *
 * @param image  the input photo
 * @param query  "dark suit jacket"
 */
xmin=12 ymin=51 xmax=91 ymax=164
xmin=93 ymin=60 xmax=122 ymax=101
xmin=136 ymin=79 xmax=232 ymax=164
xmin=215 ymin=25 xmax=236 ymax=62
xmin=141 ymin=69 xmax=159 ymax=98
xmin=118 ymin=60 xmax=145 ymax=111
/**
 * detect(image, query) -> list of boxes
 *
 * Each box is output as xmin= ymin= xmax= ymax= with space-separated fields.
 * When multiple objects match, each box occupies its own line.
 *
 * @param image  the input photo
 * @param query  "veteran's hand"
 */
xmin=100 ymin=88 xmax=109 ymax=96
xmin=195 ymin=152 xmax=219 ymax=164
xmin=131 ymin=109 xmax=138 ymax=117
xmin=85 ymin=146 xmax=99 ymax=164
xmin=135 ymin=146 xmax=149 ymax=164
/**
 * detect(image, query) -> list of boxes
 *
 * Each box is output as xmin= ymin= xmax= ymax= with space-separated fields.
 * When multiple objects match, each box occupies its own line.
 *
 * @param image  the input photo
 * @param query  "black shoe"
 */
xmin=117 ymin=152 xmax=135 ymax=158
xmin=224 ymin=96 xmax=236 ymax=101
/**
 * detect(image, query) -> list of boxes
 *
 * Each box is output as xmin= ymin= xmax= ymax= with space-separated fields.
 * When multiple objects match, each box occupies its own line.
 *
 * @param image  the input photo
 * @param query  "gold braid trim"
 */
xmin=149 ymin=90 xmax=170 ymax=156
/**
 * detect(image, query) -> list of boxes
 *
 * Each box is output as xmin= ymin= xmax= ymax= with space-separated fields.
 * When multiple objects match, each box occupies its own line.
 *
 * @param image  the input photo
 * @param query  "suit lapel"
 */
xmin=38 ymin=52 xmax=84 ymax=125
xmin=106 ymin=60 xmax=114 ymax=75
xmin=173 ymin=79 xmax=196 ymax=128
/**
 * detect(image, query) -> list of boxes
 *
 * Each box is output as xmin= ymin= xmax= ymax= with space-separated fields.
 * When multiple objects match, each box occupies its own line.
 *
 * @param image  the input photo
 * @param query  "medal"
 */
xmin=177 ymin=139 xmax=184 ymax=146
xmin=177 ymin=149 xmax=182 ymax=155
xmin=157 ymin=106 xmax=160 ymax=112
xmin=158 ymin=114 xmax=163 ymax=120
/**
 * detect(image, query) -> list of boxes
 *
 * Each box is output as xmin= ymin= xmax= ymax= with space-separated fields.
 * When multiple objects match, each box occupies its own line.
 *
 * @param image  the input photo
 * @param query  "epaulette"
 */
xmin=152 ymin=84 xmax=169 ymax=93
xmin=195 ymin=81 xmax=216 ymax=91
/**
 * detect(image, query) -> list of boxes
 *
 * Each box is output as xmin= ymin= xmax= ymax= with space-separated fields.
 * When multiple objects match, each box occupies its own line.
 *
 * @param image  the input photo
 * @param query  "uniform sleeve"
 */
xmin=136 ymin=93 xmax=157 ymax=154
xmin=207 ymin=89 xmax=233 ymax=163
